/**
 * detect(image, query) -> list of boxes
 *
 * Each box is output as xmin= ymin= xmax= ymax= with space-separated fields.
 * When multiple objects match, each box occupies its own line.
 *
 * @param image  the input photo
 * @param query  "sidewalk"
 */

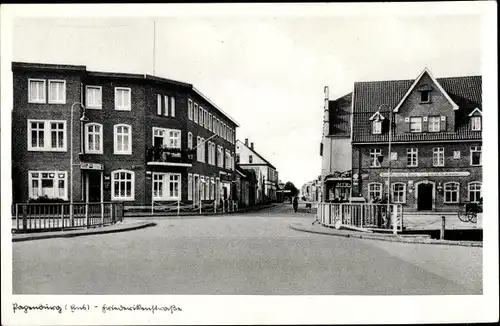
xmin=12 ymin=220 xmax=156 ymax=242
xmin=289 ymin=221 xmax=482 ymax=247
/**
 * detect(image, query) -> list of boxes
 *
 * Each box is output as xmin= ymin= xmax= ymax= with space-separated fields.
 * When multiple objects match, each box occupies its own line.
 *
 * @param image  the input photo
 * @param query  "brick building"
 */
xmin=322 ymin=67 xmax=482 ymax=212
xmin=11 ymin=62 xmax=239 ymax=207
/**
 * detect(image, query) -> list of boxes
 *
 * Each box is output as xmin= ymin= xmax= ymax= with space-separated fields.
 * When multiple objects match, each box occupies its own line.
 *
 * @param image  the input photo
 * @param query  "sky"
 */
xmin=9 ymin=7 xmax=483 ymax=188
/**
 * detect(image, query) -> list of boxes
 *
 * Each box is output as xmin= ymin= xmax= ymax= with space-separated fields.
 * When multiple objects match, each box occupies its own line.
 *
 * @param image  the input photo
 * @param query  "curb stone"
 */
xmin=12 ymin=221 xmax=157 ymax=242
xmin=289 ymin=223 xmax=482 ymax=248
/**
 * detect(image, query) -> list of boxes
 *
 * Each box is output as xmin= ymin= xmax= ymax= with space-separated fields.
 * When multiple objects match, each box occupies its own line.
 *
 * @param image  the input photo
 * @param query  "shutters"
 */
xmin=440 ymin=115 xmax=447 ymax=132
xmin=422 ymin=116 xmax=428 ymax=132
xmin=404 ymin=117 xmax=410 ymax=133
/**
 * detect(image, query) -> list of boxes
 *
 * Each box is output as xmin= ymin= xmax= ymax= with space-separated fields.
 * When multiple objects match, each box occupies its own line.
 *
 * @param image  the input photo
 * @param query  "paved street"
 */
xmin=12 ymin=204 xmax=482 ymax=295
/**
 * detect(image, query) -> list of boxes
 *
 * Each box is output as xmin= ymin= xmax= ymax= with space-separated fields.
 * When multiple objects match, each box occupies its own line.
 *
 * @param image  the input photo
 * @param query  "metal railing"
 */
xmin=124 ymin=199 xmax=239 ymax=216
xmin=145 ymin=146 xmax=194 ymax=164
xmin=12 ymin=202 xmax=124 ymax=233
xmin=317 ymin=203 xmax=404 ymax=233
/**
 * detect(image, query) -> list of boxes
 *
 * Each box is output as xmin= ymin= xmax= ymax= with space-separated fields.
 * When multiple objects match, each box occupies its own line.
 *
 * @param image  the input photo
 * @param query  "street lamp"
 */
xmin=377 ymin=104 xmax=395 ymax=234
xmin=69 ymin=102 xmax=88 ymax=225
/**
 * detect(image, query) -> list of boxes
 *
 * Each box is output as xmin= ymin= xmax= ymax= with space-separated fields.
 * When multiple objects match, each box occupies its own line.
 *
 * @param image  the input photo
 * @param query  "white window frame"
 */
xmin=208 ymin=113 xmax=212 ymax=131
xmin=391 ymin=183 xmax=406 ymax=203
xmin=432 ymin=147 xmax=445 ymax=167
xmin=369 ymin=148 xmax=382 ymax=167
xmin=410 ymin=116 xmax=422 ymax=133
xmin=28 ymin=79 xmax=46 ymax=103
xmin=167 ymin=173 xmax=181 ymax=200
xmin=188 ymin=173 xmax=193 ymax=200
xmin=443 ymin=182 xmax=459 ymax=204
xmin=188 ymin=99 xmax=193 ymax=120
xmin=217 ymin=146 xmax=223 ymax=167
xmin=407 ymin=148 xmax=418 ymax=167
xmin=188 ymin=132 xmax=193 ymax=149
xmin=471 ymin=116 xmax=482 ymax=131
xmin=85 ymin=123 xmax=103 ymax=154
xmin=200 ymin=107 xmax=204 ymax=127
xmin=114 ymin=124 xmax=132 ymax=155
xmin=368 ymin=182 xmax=383 ymax=201
xmin=48 ymin=80 xmax=66 ymax=104
xmin=468 ymin=182 xmax=482 ymax=203
xmin=111 ymin=169 xmax=135 ymax=201
xmin=470 ymin=146 xmax=482 ymax=166
xmin=200 ymin=138 xmax=206 ymax=162
xmin=152 ymin=172 xmax=166 ymax=201
xmin=170 ymin=96 xmax=176 ymax=117
xmin=114 ymin=87 xmax=131 ymax=111
xmin=28 ymin=171 xmax=68 ymax=200
xmin=157 ymin=94 xmax=162 ymax=115
xmin=152 ymin=127 xmax=181 ymax=149
xmin=27 ymin=119 xmax=67 ymax=152
xmin=86 ymin=86 xmax=102 ymax=109
xmin=372 ymin=120 xmax=381 ymax=134
xmin=428 ymin=116 xmax=441 ymax=132
xmin=163 ymin=95 xmax=169 ymax=116
xmin=194 ymin=103 xmax=199 ymax=123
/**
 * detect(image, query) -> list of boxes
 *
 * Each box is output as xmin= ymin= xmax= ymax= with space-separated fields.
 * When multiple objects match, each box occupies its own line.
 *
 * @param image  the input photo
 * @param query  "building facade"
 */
xmin=320 ymin=86 xmax=353 ymax=202
xmin=351 ymin=68 xmax=482 ymax=212
xmin=236 ymin=139 xmax=279 ymax=203
xmin=12 ymin=62 xmax=239 ymax=207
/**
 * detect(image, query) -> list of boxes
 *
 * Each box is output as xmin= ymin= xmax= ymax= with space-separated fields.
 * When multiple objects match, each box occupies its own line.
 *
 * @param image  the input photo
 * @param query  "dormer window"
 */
xmin=418 ymin=84 xmax=432 ymax=103
xmin=468 ymin=108 xmax=482 ymax=131
xmin=369 ymin=111 xmax=385 ymax=135
xmin=471 ymin=116 xmax=482 ymax=131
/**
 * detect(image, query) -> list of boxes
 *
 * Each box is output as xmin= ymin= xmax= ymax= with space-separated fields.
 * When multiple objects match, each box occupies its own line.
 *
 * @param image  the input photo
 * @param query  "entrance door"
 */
xmin=87 ymin=171 xmax=102 ymax=202
xmin=417 ymin=183 xmax=433 ymax=210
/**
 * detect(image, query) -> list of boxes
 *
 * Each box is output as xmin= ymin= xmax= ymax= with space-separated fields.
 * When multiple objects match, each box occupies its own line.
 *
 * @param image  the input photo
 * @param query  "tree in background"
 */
xmin=284 ymin=182 xmax=299 ymax=202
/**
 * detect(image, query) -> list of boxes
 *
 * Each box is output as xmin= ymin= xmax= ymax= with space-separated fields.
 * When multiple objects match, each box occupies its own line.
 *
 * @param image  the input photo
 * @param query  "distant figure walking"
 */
xmin=292 ymin=196 xmax=299 ymax=213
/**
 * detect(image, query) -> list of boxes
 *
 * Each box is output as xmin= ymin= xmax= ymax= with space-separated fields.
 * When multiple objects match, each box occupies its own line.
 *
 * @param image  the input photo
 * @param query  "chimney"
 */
xmin=250 ymin=142 xmax=254 ymax=150
xmin=245 ymin=138 xmax=249 ymax=146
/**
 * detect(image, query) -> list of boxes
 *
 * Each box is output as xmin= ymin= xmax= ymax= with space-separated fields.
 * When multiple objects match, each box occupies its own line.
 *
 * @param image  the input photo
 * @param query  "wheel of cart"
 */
xmin=457 ymin=202 xmax=482 ymax=223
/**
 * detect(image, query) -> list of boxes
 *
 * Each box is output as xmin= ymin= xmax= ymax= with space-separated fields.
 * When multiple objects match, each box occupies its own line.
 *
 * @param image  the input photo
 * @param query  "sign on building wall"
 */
xmin=80 ymin=163 xmax=103 ymax=170
xmin=379 ymin=171 xmax=470 ymax=177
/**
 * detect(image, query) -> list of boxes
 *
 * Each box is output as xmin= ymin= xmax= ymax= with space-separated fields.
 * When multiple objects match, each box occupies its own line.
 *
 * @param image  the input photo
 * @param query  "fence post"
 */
xmin=70 ymin=203 xmax=74 ymax=227
xmin=22 ymin=204 xmax=27 ymax=230
xmin=177 ymin=200 xmax=180 ymax=216
xmin=85 ymin=202 xmax=89 ymax=228
xmin=214 ymin=200 xmax=216 ymax=214
xmin=101 ymin=202 xmax=104 ymax=225
xmin=392 ymin=204 xmax=397 ymax=235
xmin=110 ymin=203 xmax=114 ymax=223
xmin=360 ymin=204 xmax=364 ymax=228
xmin=340 ymin=204 xmax=344 ymax=225
xmin=440 ymin=216 xmax=446 ymax=240
xmin=151 ymin=199 xmax=154 ymax=216
xmin=199 ymin=198 xmax=202 ymax=215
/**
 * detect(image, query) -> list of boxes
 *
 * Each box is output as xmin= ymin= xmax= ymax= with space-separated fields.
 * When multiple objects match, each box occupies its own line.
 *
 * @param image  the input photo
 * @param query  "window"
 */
xmin=213 ymin=117 xmax=217 ymax=133
xmin=391 ymin=183 xmax=406 ymax=203
xmin=114 ymin=124 xmax=132 ymax=154
xmin=468 ymin=182 xmax=482 ymax=203
xmin=197 ymin=137 xmax=205 ymax=162
xmin=153 ymin=173 xmax=166 ymax=200
xmin=420 ymin=90 xmax=430 ymax=103
xmin=153 ymin=127 xmax=181 ymax=149
xmin=407 ymin=148 xmax=418 ymax=167
xmin=169 ymin=173 xmax=181 ymax=200
xmin=217 ymin=146 xmax=224 ymax=167
xmin=471 ymin=116 xmax=481 ymax=131
xmin=368 ymin=183 xmax=382 ymax=201
xmin=372 ymin=120 xmax=382 ymax=134
xmin=111 ymin=170 xmax=135 ymax=201
xmin=28 ymin=120 xmax=67 ymax=152
xmin=249 ymin=154 xmax=253 ymax=164
xmin=48 ymin=80 xmax=66 ymax=104
xmin=444 ymin=182 xmax=459 ymax=203
xmin=194 ymin=103 xmax=199 ymax=123
xmin=170 ymin=96 xmax=176 ymax=117
xmin=432 ymin=147 xmax=444 ymax=167
xmin=28 ymin=79 xmax=46 ymax=103
xmin=370 ymin=148 xmax=382 ymax=167
xmin=157 ymin=94 xmax=162 ymax=115
xmin=208 ymin=113 xmax=212 ymax=131
xmin=85 ymin=123 xmax=103 ymax=154
xmin=200 ymin=176 xmax=205 ymax=200
xmin=29 ymin=171 xmax=67 ymax=200
xmin=470 ymin=146 xmax=482 ymax=166
xmin=188 ymin=99 xmax=193 ymax=120
xmin=199 ymin=108 xmax=204 ymax=127
xmin=410 ymin=117 xmax=422 ymax=133
xmin=188 ymin=132 xmax=193 ymax=149
xmin=210 ymin=178 xmax=215 ymax=200
xmin=86 ymin=86 xmax=102 ymax=109
xmin=188 ymin=174 xmax=193 ymax=200
xmin=204 ymin=177 xmax=210 ymax=200
xmin=115 ymin=87 xmax=131 ymax=111
xmin=427 ymin=116 xmax=440 ymax=132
